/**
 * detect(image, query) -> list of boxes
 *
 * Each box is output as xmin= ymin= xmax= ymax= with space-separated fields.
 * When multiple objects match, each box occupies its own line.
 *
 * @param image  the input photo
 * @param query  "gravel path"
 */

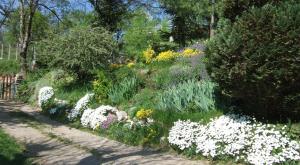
xmin=0 ymin=101 xmax=208 ymax=165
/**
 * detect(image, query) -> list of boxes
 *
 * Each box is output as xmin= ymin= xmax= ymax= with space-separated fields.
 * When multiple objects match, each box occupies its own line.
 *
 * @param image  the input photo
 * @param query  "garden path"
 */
xmin=0 ymin=100 xmax=208 ymax=165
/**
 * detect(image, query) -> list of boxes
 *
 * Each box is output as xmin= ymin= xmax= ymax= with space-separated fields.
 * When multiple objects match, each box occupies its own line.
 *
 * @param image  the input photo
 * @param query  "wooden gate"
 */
xmin=0 ymin=75 xmax=17 ymax=100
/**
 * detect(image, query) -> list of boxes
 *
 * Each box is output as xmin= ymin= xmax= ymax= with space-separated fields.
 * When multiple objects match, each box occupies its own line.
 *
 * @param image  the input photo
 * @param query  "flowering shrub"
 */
xmin=67 ymin=93 xmax=94 ymax=120
xmin=80 ymin=105 xmax=127 ymax=130
xmin=38 ymin=87 xmax=54 ymax=108
xmin=143 ymin=46 xmax=155 ymax=63
xmin=136 ymin=108 xmax=153 ymax=120
xmin=168 ymin=115 xmax=300 ymax=165
xmin=181 ymin=48 xmax=203 ymax=57
xmin=155 ymin=50 xmax=178 ymax=61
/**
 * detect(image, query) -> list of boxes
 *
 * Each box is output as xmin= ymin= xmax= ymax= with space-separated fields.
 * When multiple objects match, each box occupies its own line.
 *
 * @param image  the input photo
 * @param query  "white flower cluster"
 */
xmin=80 ymin=105 xmax=127 ymax=130
xmin=67 ymin=93 xmax=94 ymax=120
xmin=168 ymin=115 xmax=300 ymax=165
xmin=38 ymin=87 xmax=54 ymax=107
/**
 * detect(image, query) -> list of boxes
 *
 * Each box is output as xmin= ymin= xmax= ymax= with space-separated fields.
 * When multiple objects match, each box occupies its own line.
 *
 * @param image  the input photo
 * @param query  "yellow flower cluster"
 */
xmin=143 ymin=46 xmax=155 ymax=63
xmin=127 ymin=62 xmax=135 ymax=68
xmin=155 ymin=50 xmax=178 ymax=61
xmin=136 ymin=108 xmax=153 ymax=120
xmin=181 ymin=48 xmax=203 ymax=57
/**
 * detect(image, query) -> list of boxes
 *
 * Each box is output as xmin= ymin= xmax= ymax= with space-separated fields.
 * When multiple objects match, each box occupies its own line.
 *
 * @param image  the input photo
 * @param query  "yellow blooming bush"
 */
xmin=136 ymin=108 xmax=153 ymax=120
xmin=143 ymin=46 xmax=155 ymax=63
xmin=155 ymin=50 xmax=178 ymax=61
xmin=181 ymin=48 xmax=203 ymax=57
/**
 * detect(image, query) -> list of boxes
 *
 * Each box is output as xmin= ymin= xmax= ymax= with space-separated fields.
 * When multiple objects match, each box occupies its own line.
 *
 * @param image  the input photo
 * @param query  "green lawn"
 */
xmin=0 ymin=128 xmax=31 ymax=165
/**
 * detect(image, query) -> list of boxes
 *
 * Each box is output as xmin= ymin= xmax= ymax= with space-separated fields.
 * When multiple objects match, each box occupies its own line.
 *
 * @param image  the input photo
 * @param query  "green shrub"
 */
xmin=206 ymin=1 xmax=300 ymax=119
xmin=37 ymin=26 xmax=117 ymax=78
xmin=108 ymin=77 xmax=139 ymax=104
xmin=0 ymin=60 xmax=20 ymax=75
xmin=158 ymin=80 xmax=216 ymax=112
xmin=92 ymin=70 xmax=112 ymax=103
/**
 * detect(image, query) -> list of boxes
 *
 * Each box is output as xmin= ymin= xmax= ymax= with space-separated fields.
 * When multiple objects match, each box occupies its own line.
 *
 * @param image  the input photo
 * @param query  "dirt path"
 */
xmin=0 ymin=101 xmax=208 ymax=165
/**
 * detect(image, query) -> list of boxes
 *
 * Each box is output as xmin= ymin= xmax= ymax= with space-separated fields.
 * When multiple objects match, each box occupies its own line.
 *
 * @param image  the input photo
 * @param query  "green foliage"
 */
xmin=158 ymin=80 xmax=216 ymax=112
xmin=122 ymin=9 xmax=169 ymax=60
xmin=159 ymin=0 xmax=211 ymax=46
xmin=132 ymin=88 xmax=159 ymax=109
xmin=216 ymin=0 xmax=279 ymax=22
xmin=108 ymin=77 xmax=139 ymax=104
xmin=88 ymin=0 xmax=127 ymax=32
xmin=206 ymin=1 xmax=300 ymax=119
xmin=92 ymin=70 xmax=112 ymax=102
xmin=0 ymin=60 xmax=20 ymax=75
xmin=37 ymin=26 xmax=117 ymax=78
xmin=0 ymin=129 xmax=30 ymax=165
xmin=107 ymin=123 xmax=161 ymax=146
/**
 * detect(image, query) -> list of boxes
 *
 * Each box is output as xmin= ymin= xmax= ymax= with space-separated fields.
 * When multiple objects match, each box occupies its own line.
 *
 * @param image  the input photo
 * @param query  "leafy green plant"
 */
xmin=158 ymin=80 xmax=216 ymax=112
xmin=37 ymin=26 xmax=117 ymax=78
xmin=108 ymin=77 xmax=139 ymax=104
xmin=92 ymin=70 xmax=112 ymax=102
xmin=206 ymin=1 xmax=300 ymax=119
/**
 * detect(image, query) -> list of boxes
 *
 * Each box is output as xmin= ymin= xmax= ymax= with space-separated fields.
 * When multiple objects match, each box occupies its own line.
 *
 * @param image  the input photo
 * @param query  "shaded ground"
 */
xmin=0 ymin=100 xmax=208 ymax=165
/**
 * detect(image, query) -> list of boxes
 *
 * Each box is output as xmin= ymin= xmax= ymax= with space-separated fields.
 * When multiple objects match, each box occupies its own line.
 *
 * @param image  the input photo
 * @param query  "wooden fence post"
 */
xmin=8 ymin=44 xmax=11 ymax=60
xmin=0 ymin=44 xmax=3 ymax=59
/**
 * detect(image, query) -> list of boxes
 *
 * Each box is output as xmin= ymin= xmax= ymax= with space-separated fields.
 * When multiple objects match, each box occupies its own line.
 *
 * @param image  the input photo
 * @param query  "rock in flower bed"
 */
xmin=168 ymin=115 xmax=300 ymax=165
xmin=80 ymin=105 xmax=128 ymax=130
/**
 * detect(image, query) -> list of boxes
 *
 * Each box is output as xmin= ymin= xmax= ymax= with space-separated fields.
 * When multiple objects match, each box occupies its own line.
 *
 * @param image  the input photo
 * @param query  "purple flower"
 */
xmin=101 ymin=113 xmax=117 ymax=129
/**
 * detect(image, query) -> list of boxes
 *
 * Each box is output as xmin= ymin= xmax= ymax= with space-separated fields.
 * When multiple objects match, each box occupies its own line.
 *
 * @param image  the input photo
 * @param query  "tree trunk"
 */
xmin=18 ymin=0 xmax=38 ymax=77
xmin=210 ymin=0 xmax=215 ymax=38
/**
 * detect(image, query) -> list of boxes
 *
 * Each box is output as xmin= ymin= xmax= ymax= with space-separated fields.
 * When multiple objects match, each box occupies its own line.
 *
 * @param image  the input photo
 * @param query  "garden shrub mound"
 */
xmin=206 ymin=1 xmax=300 ymax=119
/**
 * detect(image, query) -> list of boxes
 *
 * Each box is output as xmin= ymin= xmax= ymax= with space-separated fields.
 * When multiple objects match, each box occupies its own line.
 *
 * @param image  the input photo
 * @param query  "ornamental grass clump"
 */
xmin=168 ymin=115 xmax=300 ymax=165
xmin=108 ymin=77 xmax=139 ymax=104
xmin=158 ymin=80 xmax=216 ymax=112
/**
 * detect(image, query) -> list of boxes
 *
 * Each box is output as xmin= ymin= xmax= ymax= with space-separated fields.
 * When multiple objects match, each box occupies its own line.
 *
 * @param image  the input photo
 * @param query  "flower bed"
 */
xmin=67 ymin=93 xmax=94 ymax=120
xmin=168 ymin=115 xmax=300 ymax=165
xmin=80 ymin=105 xmax=127 ymax=130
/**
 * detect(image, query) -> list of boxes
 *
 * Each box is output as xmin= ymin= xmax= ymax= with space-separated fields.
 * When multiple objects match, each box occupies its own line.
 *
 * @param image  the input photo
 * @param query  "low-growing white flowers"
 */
xmin=168 ymin=115 xmax=300 ymax=165
xmin=38 ymin=87 xmax=54 ymax=107
xmin=80 ymin=105 xmax=127 ymax=130
xmin=68 ymin=93 xmax=94 ymax=120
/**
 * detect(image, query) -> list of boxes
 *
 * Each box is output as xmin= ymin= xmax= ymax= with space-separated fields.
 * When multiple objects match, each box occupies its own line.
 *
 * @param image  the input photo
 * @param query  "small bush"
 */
xmin=158 ymin=80 xmax=216 ymax=112
xmin=92 ymin=70 xmax=112 ymax=102
xmin=206 ymin=1 xmax=300 ymax=119
xmin=37 ymin=26 xmax=117 ymax=78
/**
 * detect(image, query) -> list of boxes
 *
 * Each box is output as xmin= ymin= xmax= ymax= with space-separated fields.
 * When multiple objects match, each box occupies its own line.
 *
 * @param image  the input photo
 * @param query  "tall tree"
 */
xmin=88 ymin=0 xmax=127 ymax=32
xmin=0 ymin=0 xmax=15 ymax=29
xmin=160 ymin=0 xmax=211 ymax=46
xmin=19 ymin=0 xmax=39 ymax=75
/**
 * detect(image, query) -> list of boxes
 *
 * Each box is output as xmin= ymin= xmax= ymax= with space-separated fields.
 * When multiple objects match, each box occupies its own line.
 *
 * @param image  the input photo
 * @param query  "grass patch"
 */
xmin=0 ymin=129 xmax=31 ymax=165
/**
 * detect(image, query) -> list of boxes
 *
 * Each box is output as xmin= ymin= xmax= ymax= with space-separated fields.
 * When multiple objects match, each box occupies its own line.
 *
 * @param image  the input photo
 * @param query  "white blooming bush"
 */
xmin=80 ymin=105 xmax=127 ymax=130
xmin=168 ymin=115 xmax=300 ymax=165
xmin=67 ymin=93 xmax=94 ymax=120
xmin=38 ymin=86 xmax=55 ymax=108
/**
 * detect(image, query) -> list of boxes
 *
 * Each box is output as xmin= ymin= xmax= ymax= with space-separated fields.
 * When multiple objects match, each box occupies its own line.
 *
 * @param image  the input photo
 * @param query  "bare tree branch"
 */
xmin=38 ymin=3 xmax=62 ymax=22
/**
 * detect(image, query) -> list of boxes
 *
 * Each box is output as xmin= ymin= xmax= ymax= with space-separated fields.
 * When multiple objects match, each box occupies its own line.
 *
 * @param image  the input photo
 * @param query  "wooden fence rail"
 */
xmin=0 ymin=75 xmax=17 ymax=100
